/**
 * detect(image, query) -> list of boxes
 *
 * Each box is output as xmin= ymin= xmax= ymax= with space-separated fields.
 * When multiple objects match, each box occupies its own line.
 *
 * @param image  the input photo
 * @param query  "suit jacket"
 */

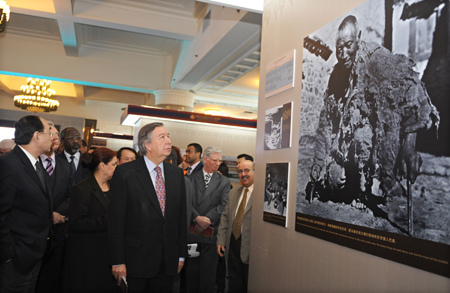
xmin=41 ymin=155 xmax=73 ymax=216
xmin=63 ymin=174 xmax=118 ymax=292
xmin=0 ymin=146 xmax=53 ymax=274
xmin=188 ymin=170 xmax=230 ymax=244
xmin=187 ymin=161 xmax=203 ymax=176
xmin=57 ymin=151 xmax=89 ymax=184
xmin=108 ymin=157 xmax=187 ymax=278
xmin=216 ymin=185 xmax=252 ymax=264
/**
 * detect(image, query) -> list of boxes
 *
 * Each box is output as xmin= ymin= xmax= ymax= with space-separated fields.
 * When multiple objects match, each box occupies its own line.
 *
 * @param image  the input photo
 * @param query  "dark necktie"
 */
xmin=45 ymin=157 xmax=54 ymax=176
xmin=69 ymin=155 xmax=76 ymax=176
xmin=232 ymin=188 xmax=249 ymax=240
xmin=187 ymin=167 xmax=192 ymax=175
xmin=154 ymin=166 xmax=166 ymax=215
xmin=205 ymin=174 xmax=211 ymax=188
xmin=35 ymin=161 xmax=46 ymax=192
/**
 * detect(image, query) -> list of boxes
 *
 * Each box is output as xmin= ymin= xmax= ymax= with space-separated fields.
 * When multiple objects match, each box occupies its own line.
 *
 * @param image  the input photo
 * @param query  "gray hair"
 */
xmin=0 ymin=139 xmax=15 ymax=149
xmin=203 ymin=146 xmax=222 ymax=159
xmin=138 ymin=122 xmax=163 ymax=154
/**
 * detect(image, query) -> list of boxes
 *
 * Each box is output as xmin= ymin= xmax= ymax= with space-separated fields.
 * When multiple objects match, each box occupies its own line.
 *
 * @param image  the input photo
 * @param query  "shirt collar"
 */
xmin=144 ymin=155 xmax=164 ymax=174
xmin=19 ymin=145 xmax=38 ymax=170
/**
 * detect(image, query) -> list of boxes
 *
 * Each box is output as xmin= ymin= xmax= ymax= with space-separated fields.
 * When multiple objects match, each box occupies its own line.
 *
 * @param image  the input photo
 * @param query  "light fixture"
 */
xmin=204 ymin=109 xmax=221 ymax=115
xmin=0 ymin=0 xmax=10 ymax=33
xmin=14 ymin=78 xmax=60 ymax=112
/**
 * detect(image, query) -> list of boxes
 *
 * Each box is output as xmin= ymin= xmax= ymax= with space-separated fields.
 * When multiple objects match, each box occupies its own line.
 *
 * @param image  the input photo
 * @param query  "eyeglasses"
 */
xmin=208 ymin=158 xmax=223 ymax=163
xmin=66 ymin=136 xmax=82 ymax=141
xmin=237 ymin=168 xmax=252 ymax=174
xmin=40 ymin=132 xmax=56 ymax=138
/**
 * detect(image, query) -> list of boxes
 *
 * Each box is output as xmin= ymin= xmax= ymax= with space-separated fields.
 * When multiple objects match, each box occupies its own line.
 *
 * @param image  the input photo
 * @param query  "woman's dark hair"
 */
xmin=218 ymin=161 xmax=229 ymax=177
xmin=87 ymin=147 xmax=116 ymax=171
xmin=14 ymin=115 xmax=44 ymax=145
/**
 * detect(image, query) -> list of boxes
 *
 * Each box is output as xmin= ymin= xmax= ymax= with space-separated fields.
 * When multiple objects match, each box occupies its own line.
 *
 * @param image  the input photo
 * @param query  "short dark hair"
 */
xmin=187 ymin=143 xmax=202 ymax=155
xmin=237 ymin=153 xmax=254 ymax=162
xmin=218 ymin=161 xmax=229 ymax=177
xmin=165 ymin=148 xmax=179 ymax=166
xmin=172 ymin=146 xmax=182 ymax=166
xmin=14 ymin=115 xmax=44 ymax=145
xmin=88 ymin=147 xmax=116 ymax=171
xmin=117 ymin=147 xmax=137 ymax=159
xmin=60 ymin=127 xmax=79 ymax=140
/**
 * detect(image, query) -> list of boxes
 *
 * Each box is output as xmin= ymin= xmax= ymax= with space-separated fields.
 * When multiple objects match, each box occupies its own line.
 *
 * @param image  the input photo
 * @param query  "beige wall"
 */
xmin=250 ymin=0 xmax=450 ymax=292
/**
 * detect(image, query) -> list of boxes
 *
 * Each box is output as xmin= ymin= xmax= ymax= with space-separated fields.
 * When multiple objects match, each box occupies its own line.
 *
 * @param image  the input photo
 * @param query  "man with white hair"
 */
xmin=186 ymin=146 xmax=230 ymax=293
xmin=0 ymin=138 xmax=15 ymax=156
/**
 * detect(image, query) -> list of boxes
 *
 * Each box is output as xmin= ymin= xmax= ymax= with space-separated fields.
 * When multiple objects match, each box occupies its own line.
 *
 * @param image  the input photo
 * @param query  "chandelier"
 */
xmin=0 ymin=0 xmax=10 ymax=33
xmin=14 ymin=78 xmax=60 ymax=112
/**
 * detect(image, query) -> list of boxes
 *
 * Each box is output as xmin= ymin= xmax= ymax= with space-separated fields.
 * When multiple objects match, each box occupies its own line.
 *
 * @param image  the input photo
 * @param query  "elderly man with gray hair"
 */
xmin=0 ymin=139 xmax=15 ymax=156
xmin=185 ymin=146 xmax=230 ymax=293
xmin=108 ymin=122 xmax=187 ymax=292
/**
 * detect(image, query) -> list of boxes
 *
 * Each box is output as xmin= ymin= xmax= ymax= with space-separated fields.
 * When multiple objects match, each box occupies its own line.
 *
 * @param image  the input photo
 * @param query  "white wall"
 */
xmin=249 ymin=0 xmax=450 ymax=292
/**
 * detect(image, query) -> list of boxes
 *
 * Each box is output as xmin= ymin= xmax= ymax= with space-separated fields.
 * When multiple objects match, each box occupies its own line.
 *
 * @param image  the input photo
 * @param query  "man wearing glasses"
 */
xmin=0 ymin=115 xmax=53 ymax=292
xmin=186 ymin=146 xmax=230 ymax=293
xmin=57 ymin=127 xmax=89 ymax=184
xmin=36 ymin=122 xmax=73 ymax=293
xmin=217 ymin=160 xmax=254 ymax=292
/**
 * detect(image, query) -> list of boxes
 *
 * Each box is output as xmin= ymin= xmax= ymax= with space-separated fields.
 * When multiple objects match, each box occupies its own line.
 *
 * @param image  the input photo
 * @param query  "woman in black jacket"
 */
xmin=62 ymin=147 xmax=120 ymax=293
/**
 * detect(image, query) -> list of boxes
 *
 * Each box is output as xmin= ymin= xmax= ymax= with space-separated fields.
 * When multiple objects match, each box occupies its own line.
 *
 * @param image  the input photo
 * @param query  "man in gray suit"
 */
xmin=217 ymin=160 xmax=254 ymax=293
xmin=186 ymin=146 xmax=230 ymax=293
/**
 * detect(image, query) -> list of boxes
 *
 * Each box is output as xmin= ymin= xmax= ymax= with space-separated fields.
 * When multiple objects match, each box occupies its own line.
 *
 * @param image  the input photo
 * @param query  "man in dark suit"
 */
xmin=217 ymin=160 xmax=254 ymax=292
xmin=57 ymin=127 xmax=89 ymax=184
xmin=185 ymin=143 xmax=203 ymax=176
xmin=186 ymin=146 xmax=230 ymax=293
xmin=0 ymin=115 xmax=54 ymax=292
xmin=108 ymin=122 xmax=187 ymax=292
xmin=36 ymin=122 xmax=73 ymax=293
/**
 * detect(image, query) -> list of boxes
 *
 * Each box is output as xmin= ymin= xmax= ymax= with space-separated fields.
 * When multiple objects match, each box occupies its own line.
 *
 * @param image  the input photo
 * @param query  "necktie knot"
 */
xmin=187 ymin=167 xmax=192 ymax=175
xmin=69 ymin=155 xmax=76 ymax=175
xmin=205 ymin=174 xmax=211 ymax=188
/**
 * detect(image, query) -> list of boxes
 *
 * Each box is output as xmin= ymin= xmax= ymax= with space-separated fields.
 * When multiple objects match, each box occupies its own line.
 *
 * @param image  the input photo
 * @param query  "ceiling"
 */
xmin=0 ymin=0 xmax=261 ymax=119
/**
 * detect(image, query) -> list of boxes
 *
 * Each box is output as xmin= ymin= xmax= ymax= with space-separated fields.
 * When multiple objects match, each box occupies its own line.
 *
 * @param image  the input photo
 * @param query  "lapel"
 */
xmin=15 ymin=147 xmax=47 ymax=195
xmin=193 ymin=171 xmax=207 ymax=203
xmin=88 ymin=175 xmax=109 ymax=212
xmin=135 ymin=158 xmax=164 ymax=218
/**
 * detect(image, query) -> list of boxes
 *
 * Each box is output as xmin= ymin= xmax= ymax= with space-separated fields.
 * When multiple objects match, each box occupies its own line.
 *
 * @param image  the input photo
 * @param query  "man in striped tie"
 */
xmin=36 ymin=122 xmax=73 ymax=293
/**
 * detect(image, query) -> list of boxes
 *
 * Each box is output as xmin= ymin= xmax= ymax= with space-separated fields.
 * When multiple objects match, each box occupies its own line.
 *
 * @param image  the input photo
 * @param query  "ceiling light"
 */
xmin=0 ymin=1 xmax=10 ymax=33
xmin=204 ymin=109 xmax=221 ymax=115
xmin=14 ymin=78 xmax=60 ymax=112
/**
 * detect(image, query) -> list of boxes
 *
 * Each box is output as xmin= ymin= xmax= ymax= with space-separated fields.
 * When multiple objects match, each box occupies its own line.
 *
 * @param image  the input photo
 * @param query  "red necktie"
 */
xmin=154 ymin=166 xmax=166 ymax=215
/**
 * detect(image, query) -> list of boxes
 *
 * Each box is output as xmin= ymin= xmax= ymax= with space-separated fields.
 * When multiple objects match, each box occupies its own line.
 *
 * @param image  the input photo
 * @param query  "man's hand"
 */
xmin=178 ymin=260 xmax=184 ymax=273
xmin=217 ymin=245 xmax=225 ymax=257
xmin=53 ymin=212 xmax=66 ymax=225
xmin=194 ymin=216 xmax=211 ymax=230
xmin=112 ymin=264 xmax=127 ymax=286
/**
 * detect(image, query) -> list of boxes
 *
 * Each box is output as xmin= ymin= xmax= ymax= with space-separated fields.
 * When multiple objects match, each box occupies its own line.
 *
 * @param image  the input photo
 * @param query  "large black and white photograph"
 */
xmin=264 ymin=102 xmax=292 ymax=150
xmin=264 ymin=162 xmax=289 ymax=227
xmin=296 ymin=0 xmax=450 ymax=277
